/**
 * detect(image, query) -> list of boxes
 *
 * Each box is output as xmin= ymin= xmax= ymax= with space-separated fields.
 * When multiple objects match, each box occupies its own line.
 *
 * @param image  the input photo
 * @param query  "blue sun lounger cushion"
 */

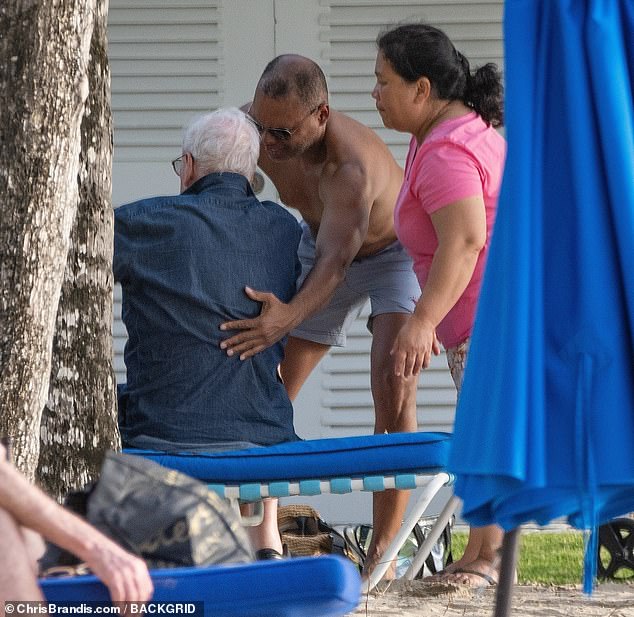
xmin=126 ymin=431 xmax=451 ymax=484
xmin=41 ymin=555 xmax=361 ymax=617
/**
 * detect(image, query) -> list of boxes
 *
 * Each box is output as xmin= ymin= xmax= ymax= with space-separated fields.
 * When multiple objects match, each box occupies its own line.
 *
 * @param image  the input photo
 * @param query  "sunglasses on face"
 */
xmin=247 ymin=104 xmax=321 ymax=141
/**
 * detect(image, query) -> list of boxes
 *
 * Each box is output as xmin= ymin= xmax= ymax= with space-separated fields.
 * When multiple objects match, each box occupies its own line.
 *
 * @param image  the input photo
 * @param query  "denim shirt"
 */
xmin=114 ymin=172 xmax=302 ymax=447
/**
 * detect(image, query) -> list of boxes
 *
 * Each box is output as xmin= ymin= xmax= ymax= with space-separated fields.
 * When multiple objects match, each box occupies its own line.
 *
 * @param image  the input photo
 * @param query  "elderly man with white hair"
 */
xmin=114 ymin=107 xmax=302 ymax=559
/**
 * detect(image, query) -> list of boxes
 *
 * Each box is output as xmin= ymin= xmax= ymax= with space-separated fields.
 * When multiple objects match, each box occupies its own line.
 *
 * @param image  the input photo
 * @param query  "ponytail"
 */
xmin=458 ymin=53 xmax=504 ymax=127
xmin=378 ymin=23 xmax=504 ymax=128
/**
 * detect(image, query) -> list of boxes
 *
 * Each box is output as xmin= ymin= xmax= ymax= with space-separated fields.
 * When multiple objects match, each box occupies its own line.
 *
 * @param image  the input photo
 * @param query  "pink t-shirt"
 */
xmin=394 ymin=112 xmax=506 ymax=348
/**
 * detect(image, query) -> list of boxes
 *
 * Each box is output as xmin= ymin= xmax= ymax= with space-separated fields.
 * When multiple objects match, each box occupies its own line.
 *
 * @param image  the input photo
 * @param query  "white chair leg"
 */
xmin=366 ymin=473 xmax=451 ymax=591
xmin=403 ymin=494 xmax=461 ymax=580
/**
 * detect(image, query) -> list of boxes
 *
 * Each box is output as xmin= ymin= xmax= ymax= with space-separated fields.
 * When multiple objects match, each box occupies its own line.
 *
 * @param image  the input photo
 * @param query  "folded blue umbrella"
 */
xmin=448 ymin=0 xmax=634 ymax=592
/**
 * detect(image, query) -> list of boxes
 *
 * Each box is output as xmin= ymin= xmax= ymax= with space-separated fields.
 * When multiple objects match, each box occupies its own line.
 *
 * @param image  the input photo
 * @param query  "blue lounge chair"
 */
xmin=41 ymin=555 xmax=360 ymax=617
xmin=126 ymin=431 xmax=457 ymax=590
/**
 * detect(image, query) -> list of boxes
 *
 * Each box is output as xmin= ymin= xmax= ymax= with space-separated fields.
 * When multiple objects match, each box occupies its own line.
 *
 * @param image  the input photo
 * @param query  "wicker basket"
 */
xmin=278 ymin=504 xmax=338 ymax=557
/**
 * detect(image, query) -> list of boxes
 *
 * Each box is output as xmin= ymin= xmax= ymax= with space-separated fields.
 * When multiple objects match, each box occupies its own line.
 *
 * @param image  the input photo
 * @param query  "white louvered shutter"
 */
xmin=108 ymin=1 xmax=223 ymax=164
xmin=318 ymin=0 xmax=504 ymax=435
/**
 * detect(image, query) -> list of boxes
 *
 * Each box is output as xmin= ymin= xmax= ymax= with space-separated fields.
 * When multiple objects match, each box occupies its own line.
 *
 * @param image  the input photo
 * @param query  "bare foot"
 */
xmin=442 ymin=557 xmax=500 ymax=587
xmin=422 ymin=556 xmax=469 ymax=581
xmin=362 ymin=552 xmax=396 ymax=582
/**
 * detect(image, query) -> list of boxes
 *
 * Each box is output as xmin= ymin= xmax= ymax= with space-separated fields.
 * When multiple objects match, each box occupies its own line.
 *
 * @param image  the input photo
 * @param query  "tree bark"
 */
xmin=0 ymin=1 xmax=96 ymax=478
xmin=37 ymin=0 xmax=119 ymax=499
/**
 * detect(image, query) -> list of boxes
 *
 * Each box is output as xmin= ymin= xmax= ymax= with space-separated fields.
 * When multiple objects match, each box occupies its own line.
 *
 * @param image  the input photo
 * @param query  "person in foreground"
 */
xmin=114 ymin=108 xmax=302 ymax=560
xmin=219 ymin=55 xmax=422 ymax=578
xmin=372 ymin=23 xmax=506 ymax=586
xmin=0 ymin=442 xmax=153 ymax=604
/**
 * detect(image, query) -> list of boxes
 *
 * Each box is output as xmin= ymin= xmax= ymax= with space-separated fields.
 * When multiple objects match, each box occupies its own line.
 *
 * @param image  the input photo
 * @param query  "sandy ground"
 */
xmin=352 ymin=581 xmax=634 ymax=617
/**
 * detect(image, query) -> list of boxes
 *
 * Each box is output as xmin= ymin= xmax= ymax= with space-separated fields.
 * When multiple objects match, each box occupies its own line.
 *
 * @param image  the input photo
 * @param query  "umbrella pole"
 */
xmin=493 ymin=528 xmax=520 ymax=617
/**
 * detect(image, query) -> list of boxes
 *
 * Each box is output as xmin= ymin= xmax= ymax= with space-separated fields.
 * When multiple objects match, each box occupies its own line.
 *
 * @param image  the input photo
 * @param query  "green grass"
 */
xmin=452 ymin=531 xmax=586 ymax=585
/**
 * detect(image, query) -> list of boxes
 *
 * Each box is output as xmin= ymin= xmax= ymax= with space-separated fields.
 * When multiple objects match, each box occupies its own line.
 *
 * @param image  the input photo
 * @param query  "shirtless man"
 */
xmin=220 ymin=55 xmax=422 ymax=577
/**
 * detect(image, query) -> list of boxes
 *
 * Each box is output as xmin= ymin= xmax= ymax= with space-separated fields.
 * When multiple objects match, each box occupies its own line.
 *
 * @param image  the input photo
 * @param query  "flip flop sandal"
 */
xmin=450 ymin=568 xmax=497 ymax=586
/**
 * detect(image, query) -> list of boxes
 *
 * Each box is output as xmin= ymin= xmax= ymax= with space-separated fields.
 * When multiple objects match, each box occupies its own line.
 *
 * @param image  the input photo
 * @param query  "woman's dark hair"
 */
xmin=377 ymin=23 xmax=503 ymax=127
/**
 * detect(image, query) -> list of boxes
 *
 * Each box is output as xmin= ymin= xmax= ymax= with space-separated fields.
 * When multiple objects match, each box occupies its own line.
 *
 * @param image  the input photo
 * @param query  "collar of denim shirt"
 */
xmin=182 ymin=171 xmax=256 ymax=198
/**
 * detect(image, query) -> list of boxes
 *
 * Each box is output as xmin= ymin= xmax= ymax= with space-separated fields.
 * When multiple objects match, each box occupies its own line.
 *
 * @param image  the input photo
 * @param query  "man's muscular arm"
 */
xmin=220 ymin=163 xmax=371 ymax=359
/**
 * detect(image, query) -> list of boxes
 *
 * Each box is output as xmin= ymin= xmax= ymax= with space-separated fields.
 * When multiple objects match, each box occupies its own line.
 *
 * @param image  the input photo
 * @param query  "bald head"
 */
xmin=257 ymin=54 xmax=328 ymax=107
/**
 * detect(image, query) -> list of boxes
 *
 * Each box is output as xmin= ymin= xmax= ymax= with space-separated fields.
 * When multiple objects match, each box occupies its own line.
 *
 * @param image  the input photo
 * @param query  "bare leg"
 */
xmin=0 ymin=509 xmax=44 ymax=602
xmin=280 ymin=336 xmax=331 ymax=401
xmin=363 ymin=313 xmax=419 ymax=579
xmin=423 ymin=524 xmax=485 ymax=580
xmin=426 ymin=524 xmax=486 ymax=579
xmin=243 ymin=499 xmax=284 ymax=556
xmin=443 ymin=525 xmax=506 ymax=586
xmin=247 ymin=337 xmax=329 ymax=558
xmin=22 ymin=528 xmax=45 ymax=576
xmin=428 ymin=340 xmax=507 ymax=585
xmin=282 ymin=328 xmax=420 ymax=580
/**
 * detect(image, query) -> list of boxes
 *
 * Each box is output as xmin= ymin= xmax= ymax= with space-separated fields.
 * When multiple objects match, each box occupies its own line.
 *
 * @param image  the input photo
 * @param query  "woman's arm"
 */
xmin=391 ymin=195 xmax=486 ymax=377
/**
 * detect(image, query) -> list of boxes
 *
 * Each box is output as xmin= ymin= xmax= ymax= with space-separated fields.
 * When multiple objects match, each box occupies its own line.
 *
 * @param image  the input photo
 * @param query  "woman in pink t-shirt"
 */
xmin=373 ymin=24 xmax=506 ymax=586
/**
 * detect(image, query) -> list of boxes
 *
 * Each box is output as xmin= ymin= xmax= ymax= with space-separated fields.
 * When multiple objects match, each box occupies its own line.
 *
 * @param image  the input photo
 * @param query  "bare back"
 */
xmin=258 ymin=110 xmax=403 ymax=258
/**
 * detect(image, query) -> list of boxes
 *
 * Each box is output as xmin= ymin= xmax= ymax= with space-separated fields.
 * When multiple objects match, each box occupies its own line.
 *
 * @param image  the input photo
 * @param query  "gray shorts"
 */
xmin=291 ymin=223 xmax=421 ymax=347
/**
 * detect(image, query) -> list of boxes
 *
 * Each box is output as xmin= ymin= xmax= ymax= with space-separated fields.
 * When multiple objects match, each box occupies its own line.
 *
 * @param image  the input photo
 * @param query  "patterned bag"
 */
xmin=86 ymin=451 xmax=253 ymax=568
xmin=40 ymin=451 xmax=252 ymax=573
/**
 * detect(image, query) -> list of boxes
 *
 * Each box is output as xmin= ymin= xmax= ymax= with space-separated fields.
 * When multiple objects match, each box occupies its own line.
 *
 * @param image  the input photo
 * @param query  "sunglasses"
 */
xmin=248 ymin=104 xmax=321 ymax=142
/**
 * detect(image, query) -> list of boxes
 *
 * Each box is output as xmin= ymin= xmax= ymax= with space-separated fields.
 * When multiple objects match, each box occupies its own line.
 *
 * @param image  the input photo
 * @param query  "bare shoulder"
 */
xmin=322 ymin=110 xmax=401 ymax=190
xmin=325 ymin=111 xmax=395 ymax=167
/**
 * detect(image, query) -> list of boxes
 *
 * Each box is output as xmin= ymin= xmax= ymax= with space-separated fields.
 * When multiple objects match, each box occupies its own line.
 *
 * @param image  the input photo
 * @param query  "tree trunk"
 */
xmin=0 ymin=1 xmax=96 ymax=478
xmin=37 ymin=0 xmax=119 ymax=499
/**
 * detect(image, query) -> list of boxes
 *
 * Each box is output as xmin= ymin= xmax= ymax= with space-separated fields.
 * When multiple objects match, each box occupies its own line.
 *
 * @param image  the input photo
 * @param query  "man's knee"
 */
xmin=371 ymin=354 xmax=418 ymax=433
xmin=373 ymin=358 xmax=417 ymax=398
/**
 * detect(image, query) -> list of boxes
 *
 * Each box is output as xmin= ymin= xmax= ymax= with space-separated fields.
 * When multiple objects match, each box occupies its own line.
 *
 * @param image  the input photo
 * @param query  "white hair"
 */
xmin=181 ymin=107 xmax=260 ymax=179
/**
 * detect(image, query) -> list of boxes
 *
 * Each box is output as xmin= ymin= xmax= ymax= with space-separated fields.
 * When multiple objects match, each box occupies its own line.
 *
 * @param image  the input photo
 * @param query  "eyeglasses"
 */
xmin=171 ymin=155 xmax=185 ymax=176
xmin=247 ymin=104 xmax=322 ymax=142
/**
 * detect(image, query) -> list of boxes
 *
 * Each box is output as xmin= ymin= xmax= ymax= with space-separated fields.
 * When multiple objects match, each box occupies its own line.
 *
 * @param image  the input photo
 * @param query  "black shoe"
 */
xmin=255 ymin=548 xmax=284 ymax=560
